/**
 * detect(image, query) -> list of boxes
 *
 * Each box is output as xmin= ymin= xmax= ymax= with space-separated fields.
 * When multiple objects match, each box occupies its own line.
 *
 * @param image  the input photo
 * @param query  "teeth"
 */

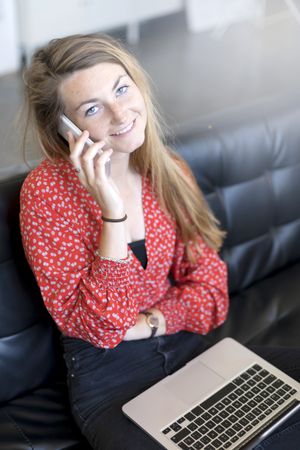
xmin=112 ymin=121 xmax=134 ymax=136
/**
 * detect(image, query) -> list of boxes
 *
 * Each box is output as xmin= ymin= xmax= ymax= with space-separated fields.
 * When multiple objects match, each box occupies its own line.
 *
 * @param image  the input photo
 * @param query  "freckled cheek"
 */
xmin=87 ymin=121 xmax=110 ymax=143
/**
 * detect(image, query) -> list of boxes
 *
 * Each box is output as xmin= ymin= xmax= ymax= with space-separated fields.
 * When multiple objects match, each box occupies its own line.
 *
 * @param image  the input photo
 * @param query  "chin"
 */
xmin=119 ymin=134 xmax=145 ymax=154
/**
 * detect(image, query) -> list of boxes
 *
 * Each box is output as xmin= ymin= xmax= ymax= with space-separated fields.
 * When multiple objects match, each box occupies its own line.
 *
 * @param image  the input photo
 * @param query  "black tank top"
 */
xmin=128 ymin=239 xmax=147 ymax=269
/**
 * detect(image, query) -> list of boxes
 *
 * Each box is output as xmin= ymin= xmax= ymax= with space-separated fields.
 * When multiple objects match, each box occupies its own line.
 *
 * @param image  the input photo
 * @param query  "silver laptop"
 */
xmin=122 ymin=338 xmax=300 ymax=449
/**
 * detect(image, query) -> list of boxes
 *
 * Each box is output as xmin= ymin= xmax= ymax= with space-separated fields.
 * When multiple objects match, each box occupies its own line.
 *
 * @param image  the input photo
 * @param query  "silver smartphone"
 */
xmin=58 ymin=114 xmax=111 ymax=176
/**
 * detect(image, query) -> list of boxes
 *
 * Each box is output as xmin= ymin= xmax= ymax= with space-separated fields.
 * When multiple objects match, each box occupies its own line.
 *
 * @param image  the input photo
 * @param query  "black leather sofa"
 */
xmin=1 ymin=101 xmax=300 ymax=449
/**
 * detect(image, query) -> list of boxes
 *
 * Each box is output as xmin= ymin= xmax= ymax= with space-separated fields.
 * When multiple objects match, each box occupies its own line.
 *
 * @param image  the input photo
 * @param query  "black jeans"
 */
xmin=62 ymin=332 xmax=300 ymax=450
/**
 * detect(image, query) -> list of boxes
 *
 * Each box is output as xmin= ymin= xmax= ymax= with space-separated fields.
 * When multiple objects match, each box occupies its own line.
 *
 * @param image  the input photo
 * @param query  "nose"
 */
xmin=109 ymin=102 xmax=127 ymax=125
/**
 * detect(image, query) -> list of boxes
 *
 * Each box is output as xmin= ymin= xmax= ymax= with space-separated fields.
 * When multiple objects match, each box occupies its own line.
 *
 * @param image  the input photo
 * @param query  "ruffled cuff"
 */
xmin=92 ymin=253 xmax=131 ymax=288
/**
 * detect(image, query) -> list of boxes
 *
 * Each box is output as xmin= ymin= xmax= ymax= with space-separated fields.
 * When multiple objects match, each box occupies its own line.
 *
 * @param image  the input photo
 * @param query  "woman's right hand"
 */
xmin=68 ymin=130 xmax=125 ymax=218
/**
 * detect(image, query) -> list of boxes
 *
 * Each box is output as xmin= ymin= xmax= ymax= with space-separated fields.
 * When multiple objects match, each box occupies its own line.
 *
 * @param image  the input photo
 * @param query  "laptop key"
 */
xmin=198 ymin=425 xmax=209 ymax=435
xmin=191 ymin=430 xmax=201 ymax=440
xmin=185 ymin=412 xmax=196 ymax=421
xmin=227 ymin=405 xmax=235 ymax=414
xmin=215 ymin=402 xmax=224 ymax=411
xmin=184 ymin=436 xmax=195 ymax=445
xmin=219 ymin=432 xmax=230 ymax=442
xmin=260 ymin=390 xmax=269 ymax=398
xmin=253 ymin=374 xmax=262 ymax=382
xmin=171 ymin=422 xmax=182 ymax=432
xmin=213 ymin=415 xmax=223 ymax=424
xmin=245 ymin=391 xmax=254 ymax=400
xmin=277 ymin=388 xmax=286 ymax=396
xmin=191 ymin=406 xmax=203 ymax=416
xmin=220 ymin=410 xmax=229 ymax=419
xmin=228 ymin=392 xmax=238 ymax=401
xmin=226 ymin=428 xmax=236 ymax=437
xmin=211 ymin=438 xmax=223 ymax=448
xmin=207 ymin=407 xmax=218 ymax=416
xmin=233 ymin=376 xmax=244 ymax=386
xmin=194 ymin=417 xmax=205 ymax=427
xmin=282 ymin=384 xmax=293 ymax=392
xmin=260 ymin=369 xmax=269 ymax=378
xmin=202 ymin=412 xmax=211 ymax=421
xmin=192 ymin=442 xmax=205 ymax=450
xmin=171 ymin=427 xmax=190 ymax=443
xmin=265 ymin=374 xmax=276 ymax=384
xmin=207 ymin=430 xmax=217 ymax=439
xmin=222 ymin=419 xmax=232 ymax=428
xmin=253 ymin=407 xmax=262 ymax=416
xmin=188 ymin=422 xmax=197 ymax=432
xmin=232 ymin=423 xmax=242 ymax=432
xmin=234 ymin=409 xmax=244 ymax=418
xmin=200 ymin=383 xmax=236 ymax=410
xmin=241 ymin=372 xmax=250 ymax=381
xmin=206 ymin=421 xmax=215 ymax=430
xmin=178 ymin=442 xmax=191 ymax=450
xmin=273 ymin=379 xmax=284 ymax=389
xmin=201 ymin=435 xmax=211 ymax=444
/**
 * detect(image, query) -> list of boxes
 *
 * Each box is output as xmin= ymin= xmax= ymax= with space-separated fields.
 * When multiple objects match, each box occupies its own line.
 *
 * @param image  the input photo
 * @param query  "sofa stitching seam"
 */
xmin=2 ymin=409 xmax=34 ymax=449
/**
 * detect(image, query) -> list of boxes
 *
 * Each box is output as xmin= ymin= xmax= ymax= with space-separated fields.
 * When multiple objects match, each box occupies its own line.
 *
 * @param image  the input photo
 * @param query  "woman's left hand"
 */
xmin=123 ymin=308 xmax=166 ymax=341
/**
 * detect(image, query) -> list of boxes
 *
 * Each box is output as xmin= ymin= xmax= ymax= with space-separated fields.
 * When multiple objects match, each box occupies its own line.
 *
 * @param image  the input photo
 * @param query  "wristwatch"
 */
xmin=141 ymin=311 xmax=159 ymax=338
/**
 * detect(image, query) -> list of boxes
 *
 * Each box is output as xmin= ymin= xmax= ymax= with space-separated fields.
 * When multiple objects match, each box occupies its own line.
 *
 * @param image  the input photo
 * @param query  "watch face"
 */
xmin=148 ymin=315 xmax=159 ymax=328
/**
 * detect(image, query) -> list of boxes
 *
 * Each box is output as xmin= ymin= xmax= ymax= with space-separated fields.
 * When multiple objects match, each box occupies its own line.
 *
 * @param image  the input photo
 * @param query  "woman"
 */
xmin=20 ymin=33 xmax=299 ymax=449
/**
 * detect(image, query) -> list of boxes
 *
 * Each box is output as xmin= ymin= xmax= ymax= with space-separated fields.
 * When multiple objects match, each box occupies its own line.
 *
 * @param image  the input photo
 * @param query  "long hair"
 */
xmin=23 ymin=33 xmax=224 ymax=260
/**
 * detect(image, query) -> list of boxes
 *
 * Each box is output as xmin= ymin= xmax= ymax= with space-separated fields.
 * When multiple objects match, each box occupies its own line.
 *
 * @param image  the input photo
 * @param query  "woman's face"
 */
xmin=60 ymin=62 xmax=147 ymax=155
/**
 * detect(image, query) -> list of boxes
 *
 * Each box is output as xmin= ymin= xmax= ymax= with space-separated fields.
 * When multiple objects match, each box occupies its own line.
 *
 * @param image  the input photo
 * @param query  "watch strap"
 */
xmin=141 ymin=311 xmax=159 ymax=338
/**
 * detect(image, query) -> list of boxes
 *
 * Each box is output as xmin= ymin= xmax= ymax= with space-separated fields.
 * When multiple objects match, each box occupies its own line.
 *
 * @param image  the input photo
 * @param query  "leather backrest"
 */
xmin=0 ymin=174 xmax=61 ymax=403
xmin=176 ymin=105 xmax=300 ymax=294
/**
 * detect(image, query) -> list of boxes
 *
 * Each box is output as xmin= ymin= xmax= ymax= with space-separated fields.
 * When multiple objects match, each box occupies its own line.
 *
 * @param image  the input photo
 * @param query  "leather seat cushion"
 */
xmin=207 ymin=261 xmax=300 ymax=347
xmin=0 ymin=383 xmax=91 ymax=450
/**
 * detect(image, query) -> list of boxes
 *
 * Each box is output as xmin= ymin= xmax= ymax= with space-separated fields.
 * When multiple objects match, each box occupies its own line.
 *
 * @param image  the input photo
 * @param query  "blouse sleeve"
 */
xmin=154 ymin=233 xmax=229 ymax=335
xmin=20 ymin=196 xmax=138 ymax=349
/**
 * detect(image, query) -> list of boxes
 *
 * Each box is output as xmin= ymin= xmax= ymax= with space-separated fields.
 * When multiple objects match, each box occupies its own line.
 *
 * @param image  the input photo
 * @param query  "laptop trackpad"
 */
xmin=164 ymin=361 xmax=224 ymax=406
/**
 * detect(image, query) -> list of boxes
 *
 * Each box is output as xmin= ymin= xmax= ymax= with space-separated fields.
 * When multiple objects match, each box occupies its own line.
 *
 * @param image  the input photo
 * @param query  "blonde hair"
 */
xmin=23 ymin=32 xmax=224 ymax=260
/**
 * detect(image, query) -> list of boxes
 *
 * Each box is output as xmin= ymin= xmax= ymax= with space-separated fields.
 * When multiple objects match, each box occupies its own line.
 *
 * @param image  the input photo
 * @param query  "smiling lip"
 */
xmin=110 ymin=120 xmax=135 ymax=137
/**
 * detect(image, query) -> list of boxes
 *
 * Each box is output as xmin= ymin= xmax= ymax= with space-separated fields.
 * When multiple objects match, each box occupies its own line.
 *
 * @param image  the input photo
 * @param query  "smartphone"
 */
xmin=58 ymin=114 xmax=111 ymax=176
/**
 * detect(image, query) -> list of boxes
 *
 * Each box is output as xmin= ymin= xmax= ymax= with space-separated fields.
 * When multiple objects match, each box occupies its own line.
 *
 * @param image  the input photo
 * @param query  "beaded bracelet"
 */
xmin=95 ymin=250 xmax=130 ymax=264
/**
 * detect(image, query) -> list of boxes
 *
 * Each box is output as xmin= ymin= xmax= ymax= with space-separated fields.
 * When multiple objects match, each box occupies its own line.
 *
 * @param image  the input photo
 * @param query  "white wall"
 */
xmin=0 ymin=0 xmax=20 ymax=76
xmin=186 ymin=0 xmax=266 ymax=33
xmin=17 ymin=0 xmax=183 ymax=61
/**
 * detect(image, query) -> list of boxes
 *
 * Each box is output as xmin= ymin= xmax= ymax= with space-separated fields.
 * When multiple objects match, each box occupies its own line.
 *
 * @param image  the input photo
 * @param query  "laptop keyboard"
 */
xmin=162 ymin=364 xmax=297 ymax=450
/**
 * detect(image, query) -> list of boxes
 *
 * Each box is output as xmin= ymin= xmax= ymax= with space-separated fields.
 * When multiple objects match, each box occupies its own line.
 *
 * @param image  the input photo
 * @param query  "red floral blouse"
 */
xmin=20 ymin=158 xmax=229 ymax=349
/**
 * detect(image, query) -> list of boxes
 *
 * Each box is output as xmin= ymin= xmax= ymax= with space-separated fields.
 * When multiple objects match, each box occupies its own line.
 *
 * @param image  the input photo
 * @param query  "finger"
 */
xmin=95 ymin=148 xmax=113 ymax=180
xmin=66 ymin=131 xmax=75 ymax=147
xmin=81 ymin=144 xmax=105 ymax=185
xmin=69 ymin=130 xmax=90 ymax=171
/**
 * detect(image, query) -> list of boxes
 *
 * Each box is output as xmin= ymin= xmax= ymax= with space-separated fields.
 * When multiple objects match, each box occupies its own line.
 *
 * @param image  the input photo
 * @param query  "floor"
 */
xmin=1 ymin=3 xmax=300 ymax=177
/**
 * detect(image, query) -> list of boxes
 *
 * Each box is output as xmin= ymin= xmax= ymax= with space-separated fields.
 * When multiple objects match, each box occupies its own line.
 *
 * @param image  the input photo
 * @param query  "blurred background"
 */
xmin=1 ymin=0 xmax=300 ymax=177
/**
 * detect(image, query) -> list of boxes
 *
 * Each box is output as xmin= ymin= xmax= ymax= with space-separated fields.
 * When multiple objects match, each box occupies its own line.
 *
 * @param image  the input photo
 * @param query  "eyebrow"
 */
xmin=75 ymin=73 xmax=128 ymax=111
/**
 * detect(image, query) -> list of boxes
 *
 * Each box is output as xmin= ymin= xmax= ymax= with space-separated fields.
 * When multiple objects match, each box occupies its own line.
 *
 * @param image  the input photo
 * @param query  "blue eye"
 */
xmin=85 ymin=105 xmax=99 ymax=117
xmin=116 ymin=85 xmax=128 ymax=97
